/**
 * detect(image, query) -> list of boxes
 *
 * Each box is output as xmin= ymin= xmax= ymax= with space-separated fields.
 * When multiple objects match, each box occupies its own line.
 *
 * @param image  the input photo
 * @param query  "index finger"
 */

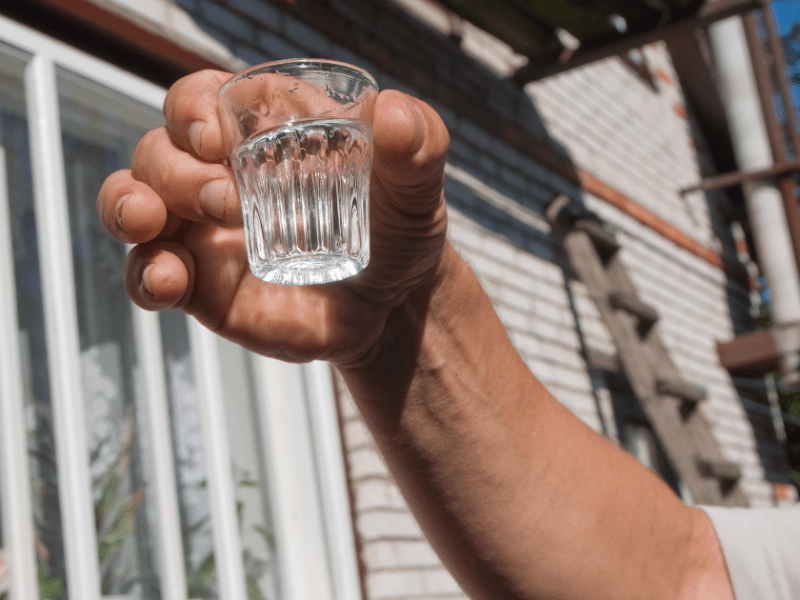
xmin=163 ymin=69 xmax=232 ymax=162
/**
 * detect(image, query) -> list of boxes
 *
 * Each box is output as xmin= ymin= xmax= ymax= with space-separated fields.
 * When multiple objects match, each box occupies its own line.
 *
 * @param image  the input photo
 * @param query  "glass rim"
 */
xmin=218 ymin=58 xmax=379 ymax=98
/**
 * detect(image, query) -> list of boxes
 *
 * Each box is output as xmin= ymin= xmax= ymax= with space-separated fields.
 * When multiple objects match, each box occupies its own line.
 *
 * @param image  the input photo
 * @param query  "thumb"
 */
xmin=372 ymin=90 xmax=450 ymax=217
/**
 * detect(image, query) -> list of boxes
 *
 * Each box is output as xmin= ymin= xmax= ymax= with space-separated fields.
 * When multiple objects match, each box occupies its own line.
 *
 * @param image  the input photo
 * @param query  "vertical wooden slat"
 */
xmin=26 ymin=54 xmax=101 ymax=600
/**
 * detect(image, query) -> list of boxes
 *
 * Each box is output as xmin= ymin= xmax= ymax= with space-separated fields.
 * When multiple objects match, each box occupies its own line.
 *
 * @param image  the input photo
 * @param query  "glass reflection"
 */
xmin=1 ymin=43 xmax=68 ymax=600
xmin=159 ymin=311 xmax=219 ymax=599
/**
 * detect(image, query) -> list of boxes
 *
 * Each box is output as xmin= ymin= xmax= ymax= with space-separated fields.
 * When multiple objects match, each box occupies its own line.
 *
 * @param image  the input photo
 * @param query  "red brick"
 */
xmin=654 ymin=67 xmax=673 ymax=85
xmin=673 ymin=103 xmax=688 ymax=119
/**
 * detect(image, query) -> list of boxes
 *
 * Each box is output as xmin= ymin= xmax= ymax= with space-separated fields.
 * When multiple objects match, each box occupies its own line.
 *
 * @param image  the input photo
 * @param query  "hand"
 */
xmin=97 ymin=70 xmax=451 ymax=367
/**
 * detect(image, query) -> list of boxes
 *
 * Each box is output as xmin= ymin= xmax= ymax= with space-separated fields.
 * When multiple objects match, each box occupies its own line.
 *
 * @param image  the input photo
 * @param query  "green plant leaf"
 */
xmin=37 ymin=564 xmax=66 ymax=600
xmin=237 ymin=500 xmax=245 ymax=523
xmin=187 ymin=553 xmax=216 ymax=598
xmin=246 ymin=574 xmax=266 ymax=600
xmin=97 ymin=470 xmax=121 ymax=522
xmin=97 ymin=486 xmax=145 ymax=561
xmin=254 ymin=525 xmax=275 ymax=549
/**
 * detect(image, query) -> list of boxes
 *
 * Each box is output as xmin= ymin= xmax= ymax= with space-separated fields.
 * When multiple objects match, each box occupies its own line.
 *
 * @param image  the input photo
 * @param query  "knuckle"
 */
xmin=155 ymin=155 xmax=187 ymax=200
xmin=131 ymin=128 xmax=165 ymax=178
xmin=171 ymin=92 xmax=196 ymax=128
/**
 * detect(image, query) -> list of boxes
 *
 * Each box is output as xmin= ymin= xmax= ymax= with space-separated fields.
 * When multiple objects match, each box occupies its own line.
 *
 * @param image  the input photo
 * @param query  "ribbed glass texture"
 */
xmin=234 ymin=118 xmax=372 ymax=285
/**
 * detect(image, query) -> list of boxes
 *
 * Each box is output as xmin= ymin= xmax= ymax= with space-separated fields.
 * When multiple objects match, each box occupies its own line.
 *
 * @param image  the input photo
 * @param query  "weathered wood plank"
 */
xmin=552 ymin=209 xmax=749 ymax=507
xmin=608 ymin=291 xmax=659 ymax=334
xmin=573 ymin=219 xmax=620 ymax=259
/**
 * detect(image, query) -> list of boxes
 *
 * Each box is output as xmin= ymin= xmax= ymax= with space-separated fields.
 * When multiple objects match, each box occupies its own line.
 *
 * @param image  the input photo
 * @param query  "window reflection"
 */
xmin=1 ymin=44 xmax=69 ymax=600
xmin=217 ymin=339 xmax=279 ymax=600
xmin=159 ymin=310 xmax=219 ymax=599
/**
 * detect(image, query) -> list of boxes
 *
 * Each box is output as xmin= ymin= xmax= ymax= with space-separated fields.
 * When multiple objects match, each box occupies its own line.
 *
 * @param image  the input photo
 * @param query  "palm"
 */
xmin=172 ymin=166 xmax=447 ymax=365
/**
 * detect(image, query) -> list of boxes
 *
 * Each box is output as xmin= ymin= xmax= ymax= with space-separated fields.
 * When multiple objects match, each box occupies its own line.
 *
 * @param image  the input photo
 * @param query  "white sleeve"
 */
xmin=700 ymin=505 xmax=800 ymax=600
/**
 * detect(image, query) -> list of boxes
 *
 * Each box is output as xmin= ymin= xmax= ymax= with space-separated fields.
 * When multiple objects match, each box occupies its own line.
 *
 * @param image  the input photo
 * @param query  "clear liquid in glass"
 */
xmin=233 ymin=117 xmax=372 ymax=285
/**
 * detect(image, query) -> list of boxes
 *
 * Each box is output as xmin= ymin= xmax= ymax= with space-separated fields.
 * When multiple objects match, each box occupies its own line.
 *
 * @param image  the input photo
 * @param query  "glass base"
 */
xmin=250 ymin=253 xmax=367 ymax=285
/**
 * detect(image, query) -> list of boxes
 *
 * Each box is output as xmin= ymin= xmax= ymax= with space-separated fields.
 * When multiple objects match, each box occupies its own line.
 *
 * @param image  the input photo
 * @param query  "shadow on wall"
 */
xmin=175 ymin=0 xmax=780 ymax=497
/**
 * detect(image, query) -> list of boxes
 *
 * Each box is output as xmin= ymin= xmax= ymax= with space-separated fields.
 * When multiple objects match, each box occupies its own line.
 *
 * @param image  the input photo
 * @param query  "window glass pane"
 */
xmin=159 ymin=317 xmax=282 ymax=600
xmin=158 ymin=311 xmax=219 ymax=599
xmin=1 ymin=42 xmax=69 ymax=600
xmin=56 ymin=67 xmax=164 ymax=599
xmin=217 ymin=339 xmax=279 ymax=600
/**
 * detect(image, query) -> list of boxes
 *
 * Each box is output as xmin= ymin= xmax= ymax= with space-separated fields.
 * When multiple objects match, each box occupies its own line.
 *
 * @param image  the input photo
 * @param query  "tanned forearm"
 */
xmin=338 ymin=242 xmax=733 ymax=600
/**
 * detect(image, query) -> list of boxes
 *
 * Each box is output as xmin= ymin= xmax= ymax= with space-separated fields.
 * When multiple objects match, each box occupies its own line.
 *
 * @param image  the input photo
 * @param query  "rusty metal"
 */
xmin=718 ymin=329 xmax=782 ymax=375
xmin=744 ymin=0 xmax=800 ymax=292
xmin=743 ymin=12 xmax=784 ymax=162
xmin=759 ymin=0 xmax=800 ymax=160
xmin=512 ymin=0 xmax=760 ymax=84
xmin=777 ymin=173 xmax=800 ymax=268
xmin=679 ymin=161 xmax=800 ymax=194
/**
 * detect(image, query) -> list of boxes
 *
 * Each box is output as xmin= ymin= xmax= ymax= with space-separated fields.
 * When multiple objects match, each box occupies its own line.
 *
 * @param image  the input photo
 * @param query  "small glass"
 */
xmin=218 ymin=59 xmax=379 ymax=285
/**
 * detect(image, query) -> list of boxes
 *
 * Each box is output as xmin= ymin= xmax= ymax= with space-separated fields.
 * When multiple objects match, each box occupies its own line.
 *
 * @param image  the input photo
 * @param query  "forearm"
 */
xmin=338 ymin=243 xmax=720 ymax=600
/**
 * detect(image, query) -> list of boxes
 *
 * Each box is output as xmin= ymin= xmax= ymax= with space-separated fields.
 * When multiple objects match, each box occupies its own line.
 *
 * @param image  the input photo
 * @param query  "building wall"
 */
xmin=524 ymin=46 xmax=788 ymax=506
xmin=53 ymin=0 xmax=796 ymax=598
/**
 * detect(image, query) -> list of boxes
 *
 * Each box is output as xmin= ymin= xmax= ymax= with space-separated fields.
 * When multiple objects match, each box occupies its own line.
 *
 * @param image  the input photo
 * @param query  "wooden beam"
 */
xmin=573 ymin=219 xmax=620 ymax=259
xmin=609 ymin=291 xmax=659 ymax=334
xmin=717 ymin=329 xmax=781 ymax=375
xmin=512 ymin=0 xmax=760 ymax=84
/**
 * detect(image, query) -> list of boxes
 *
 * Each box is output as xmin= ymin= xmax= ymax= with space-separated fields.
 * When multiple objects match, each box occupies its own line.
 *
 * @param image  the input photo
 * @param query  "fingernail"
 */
xmin=198 ymin=179 xmax=232 ymax=222
xmin=405 ymin=99 xmax=425 ymax=154
xmin=116 ymin=194 xmax=130 ymax=231
xmin=142 ymin=264 xmax=155 ymax=295
xmin=189 ymin=121 xmax=205 ymax=155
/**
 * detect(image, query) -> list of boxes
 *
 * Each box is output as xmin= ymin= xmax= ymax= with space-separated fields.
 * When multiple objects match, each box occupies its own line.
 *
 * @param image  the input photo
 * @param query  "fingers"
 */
xmin=163 ymin=69 xmax=232 ymax=161
xmin=131 ymin=127 xmax=242 ymax=226
xmin=97 ymin=170 xmax=173 ymax=243
xmin=124 ymin=241 xmax=195 ymax=311
xmin=372 ymin=90 xmax=450 ymax=217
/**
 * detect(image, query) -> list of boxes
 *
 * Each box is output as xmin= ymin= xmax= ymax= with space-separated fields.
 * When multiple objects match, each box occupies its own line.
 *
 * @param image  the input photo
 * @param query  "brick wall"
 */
xmin=522 ymin=45 xmax=789 ymax=506
xmin=93 ymin=0 xmax=796 ymax=596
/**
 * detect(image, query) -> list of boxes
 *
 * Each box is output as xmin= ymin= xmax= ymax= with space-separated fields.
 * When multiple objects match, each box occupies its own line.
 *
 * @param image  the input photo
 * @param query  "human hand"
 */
xmin=97 ymin=69 xmax=451 ymax=367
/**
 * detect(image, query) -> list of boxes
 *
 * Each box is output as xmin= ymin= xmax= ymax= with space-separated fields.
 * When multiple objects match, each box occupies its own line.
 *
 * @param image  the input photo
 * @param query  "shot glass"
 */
xmin=218 ymin=59 xmax=379 ymax=285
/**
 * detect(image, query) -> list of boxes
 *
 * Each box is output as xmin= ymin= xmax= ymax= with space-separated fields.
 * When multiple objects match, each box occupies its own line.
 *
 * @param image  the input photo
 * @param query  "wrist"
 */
xmin=334 ymin=241 xmax=466 ymax=392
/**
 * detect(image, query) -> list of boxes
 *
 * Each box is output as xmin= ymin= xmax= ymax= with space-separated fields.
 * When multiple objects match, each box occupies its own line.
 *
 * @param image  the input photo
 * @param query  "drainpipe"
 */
xmin=708 ymin=16 xmax=800 ymax=381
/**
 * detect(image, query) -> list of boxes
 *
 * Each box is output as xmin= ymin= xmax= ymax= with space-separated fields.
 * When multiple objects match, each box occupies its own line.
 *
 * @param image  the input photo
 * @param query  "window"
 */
xmin=0 ymin=15 xmax=359 ymax=600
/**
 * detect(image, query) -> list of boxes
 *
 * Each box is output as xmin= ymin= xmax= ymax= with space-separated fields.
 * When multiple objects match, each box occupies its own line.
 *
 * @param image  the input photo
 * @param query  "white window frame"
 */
xmin=0 ymin=14 xmax=360 ymax=600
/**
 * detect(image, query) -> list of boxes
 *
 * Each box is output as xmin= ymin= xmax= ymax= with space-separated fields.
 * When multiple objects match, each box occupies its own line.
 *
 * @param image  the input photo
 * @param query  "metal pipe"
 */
xmin=708 ymin=17 xmax=800 ymax=331
xmin=748 ymin=1 xmax=800 ymax=314
xmin=678 ymin=160 xmax=800 ymax=193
